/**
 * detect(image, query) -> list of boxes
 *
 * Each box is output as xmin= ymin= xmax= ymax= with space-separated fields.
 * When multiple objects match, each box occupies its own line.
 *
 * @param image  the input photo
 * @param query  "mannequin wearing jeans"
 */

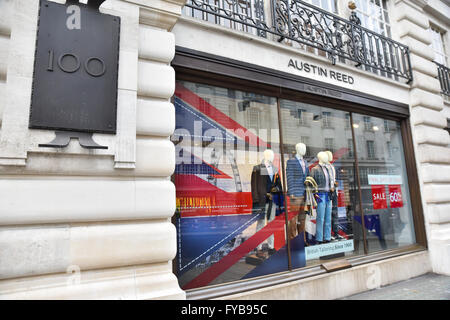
xmin=310 ymin=151 xmax=333 ymax=243
xmin=325 ymin=150 xmax=343 ymax=241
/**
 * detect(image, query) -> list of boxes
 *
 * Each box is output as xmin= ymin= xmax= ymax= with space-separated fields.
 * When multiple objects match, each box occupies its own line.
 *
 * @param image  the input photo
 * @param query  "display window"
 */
xmin=172 ymin=79 xmax=418 ymax=291
xmin=279 ymin=100 xmax=364 ymax=264
xmin=173 ymin=81 xmax=287 ymax=290
xmin=352 ymin=115 xmax=416 ymax=253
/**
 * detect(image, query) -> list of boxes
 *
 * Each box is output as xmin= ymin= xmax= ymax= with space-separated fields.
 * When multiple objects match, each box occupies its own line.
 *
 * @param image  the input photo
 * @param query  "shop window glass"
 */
xmin=172 ymin=80 xmax=418 ymax=290
xmin=172 ymin=80 xmax=286 ymax=290
xmin=279 ymin=100 xmax=364 ymax=264
xmin=352 ymin=114 xmax=416 ymax=253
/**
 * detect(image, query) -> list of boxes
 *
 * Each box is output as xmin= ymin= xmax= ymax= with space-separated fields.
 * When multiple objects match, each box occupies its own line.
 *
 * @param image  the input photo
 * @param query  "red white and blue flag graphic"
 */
xmin=173 ymin=83 xmax=359 ymax=289
xmin=174 ymin=83 xmax=304 ymax=289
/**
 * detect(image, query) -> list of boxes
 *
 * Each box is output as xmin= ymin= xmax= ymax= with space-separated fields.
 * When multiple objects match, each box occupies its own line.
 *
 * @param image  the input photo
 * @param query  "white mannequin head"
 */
xmin=263 ymin=149 xmax=274 ymax=164
xmin=295 ymin=143 xmax=306 ymax=158
xmin=325 ymin=150 xmax=333 ymax=164
xmin=317 ymin=151 xmax=328 ymax=165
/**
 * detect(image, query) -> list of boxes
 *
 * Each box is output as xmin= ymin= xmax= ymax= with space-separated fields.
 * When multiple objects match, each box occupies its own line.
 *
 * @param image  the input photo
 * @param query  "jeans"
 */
xmin=316 ymin=192 xmax=332 ymax=242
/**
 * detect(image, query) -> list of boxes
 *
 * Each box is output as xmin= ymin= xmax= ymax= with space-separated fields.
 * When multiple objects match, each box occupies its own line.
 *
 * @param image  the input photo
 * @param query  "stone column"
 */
xmin=394 ymin=0 xmax=450 ymax=275
xmin=0 ymin=0 xmax=186 ymax=299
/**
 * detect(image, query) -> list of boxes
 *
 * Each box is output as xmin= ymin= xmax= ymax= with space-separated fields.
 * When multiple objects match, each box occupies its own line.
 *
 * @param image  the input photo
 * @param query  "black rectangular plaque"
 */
xmin=30 ymin=0 xmax=120 ymax=134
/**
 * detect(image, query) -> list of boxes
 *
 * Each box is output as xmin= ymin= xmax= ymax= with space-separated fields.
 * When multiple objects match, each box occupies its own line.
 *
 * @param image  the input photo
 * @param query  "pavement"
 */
xmin=340 ymin=273 xmax=450 ymax=300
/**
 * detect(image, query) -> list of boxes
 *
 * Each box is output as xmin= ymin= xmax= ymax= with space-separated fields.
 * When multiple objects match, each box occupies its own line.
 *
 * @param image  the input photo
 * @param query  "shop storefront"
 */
xmin=169 ymin=43 xmax=427 ymax=298
xmin=0 ymin=0 xmax=448 ymax=300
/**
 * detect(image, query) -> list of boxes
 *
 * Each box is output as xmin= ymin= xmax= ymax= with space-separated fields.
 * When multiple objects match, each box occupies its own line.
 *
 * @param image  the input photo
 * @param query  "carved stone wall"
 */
xmin=0 ymin=0 xmax=186 ymax=299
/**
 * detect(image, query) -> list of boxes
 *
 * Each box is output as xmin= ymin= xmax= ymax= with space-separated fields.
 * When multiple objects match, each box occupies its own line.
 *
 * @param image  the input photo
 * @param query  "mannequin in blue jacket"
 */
xmin=286 ymin=143 xmax=309 ymax=241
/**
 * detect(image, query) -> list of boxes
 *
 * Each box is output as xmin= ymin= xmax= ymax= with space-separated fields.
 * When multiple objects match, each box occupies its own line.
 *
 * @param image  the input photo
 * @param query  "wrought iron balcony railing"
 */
xmin=435 ymin=61 xmax=450 ymax=97
xmin=183 ymin=0 xmax=268 ymax=37
xmin=183 ymin=0 xmax=413 ymax=83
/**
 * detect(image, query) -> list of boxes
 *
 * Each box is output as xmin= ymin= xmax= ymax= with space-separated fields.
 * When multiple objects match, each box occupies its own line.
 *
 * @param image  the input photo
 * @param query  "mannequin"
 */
xmin=324 ymin=151 xmax=336 ymax=191
xmin=263 ymin=149 xmax=274 ymax=167
xmin=310 ymin=151 xmax=333 ymax=244
xmin=296 ymin=143 xmax=306 ymax=159
xmin=286 ymin=143 xmax=309 ymax=242
xmin=325 ymin=151 xmax=344 ymax=241
xmin=251 ymin=149 xmax=282 ymax=254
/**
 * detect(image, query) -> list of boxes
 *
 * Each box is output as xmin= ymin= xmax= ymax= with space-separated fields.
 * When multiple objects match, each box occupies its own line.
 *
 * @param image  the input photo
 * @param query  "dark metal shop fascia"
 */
xmin=173 ymin=46 xmax=410 ymax=119
xmin=434 ymin=61 xmax=450 ymax=97
xmin=184 ymin=0 xmax=413 ymax=83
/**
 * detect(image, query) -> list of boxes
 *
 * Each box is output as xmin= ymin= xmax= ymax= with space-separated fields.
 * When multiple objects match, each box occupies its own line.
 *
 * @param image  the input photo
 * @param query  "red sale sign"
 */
xmin=388 ymin=185 xmax=404 ymax=208
xmin=371 ymin=185 xmax=387 ymax=210
xmin=337 ymin=189 xmax=346 ymax=207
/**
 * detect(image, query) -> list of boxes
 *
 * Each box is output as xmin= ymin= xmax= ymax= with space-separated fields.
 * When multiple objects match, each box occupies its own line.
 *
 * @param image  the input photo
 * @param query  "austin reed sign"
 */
xmin=288 ymin=58 xmax=355 ymax=85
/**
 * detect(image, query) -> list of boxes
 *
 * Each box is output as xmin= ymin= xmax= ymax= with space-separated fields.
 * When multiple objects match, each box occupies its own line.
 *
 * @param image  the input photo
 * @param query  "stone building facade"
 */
xmin=0 ymin=0 xmax=449 ymax=300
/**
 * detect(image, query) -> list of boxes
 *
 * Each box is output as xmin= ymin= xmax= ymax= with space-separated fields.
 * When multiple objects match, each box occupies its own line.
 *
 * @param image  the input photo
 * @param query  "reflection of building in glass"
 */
xmin=174 ymin=80 xmax=417 ymax=289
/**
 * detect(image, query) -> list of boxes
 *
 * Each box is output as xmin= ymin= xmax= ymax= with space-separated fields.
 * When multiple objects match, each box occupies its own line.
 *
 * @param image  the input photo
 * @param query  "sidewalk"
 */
xmin=340 ymin=273 xmax=450 ymax=300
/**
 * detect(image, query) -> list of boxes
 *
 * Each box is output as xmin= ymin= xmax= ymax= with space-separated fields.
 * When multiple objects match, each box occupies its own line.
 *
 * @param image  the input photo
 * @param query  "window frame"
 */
xmin=308 ymin=0 xmax=338 ymax=14
xmin=429 ymin=25 xmax=448 ymax=67
xmin=354 ymin=0 xmax=391 ymax=37
xmin=324 ymin=137 xmax=335 ymax=152
xmin=366 ymin=140 xmax=376 ymax=159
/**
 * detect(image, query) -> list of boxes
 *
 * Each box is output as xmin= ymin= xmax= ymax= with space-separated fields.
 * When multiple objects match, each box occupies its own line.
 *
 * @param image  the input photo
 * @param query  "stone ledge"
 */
xmin=0 ymin=220 xmax=177 ymax=280
xmin=410 ymin=54 xmax=439 ymax=78
xmin=418 ymin=144 xmax=450 ymax=164
xmin=420 ymin=164 xmax=450 ymax=183
xmin=397 ymin=19 xmax=432 ymax=46
xmin=138 ymin=0 xmax=186 ymax=31
xmin=423 ymin=184 xmax=450 ymax=203
xmin=0 ymin=262 xmax=186 ymax=299
xmin=394 ymin=1 xmax=430 ymax=30
xmin=0 ymin=137 xmax=174 ymax=177
xmin=0 ymin=178 xmax=176 ymax=225
xmin=410 ymin=88 xmax=444 ymax=110
xmin=411 ymin=107 xmax=447 ymax=128
xmin=216 ymin=251 xmax=431 ymax=300
xmin=426 ymin=203 xmax=450 ymax=225
xmin=137 ymin=60 xmax=175 ymax=98
xmin=401 ymin=37 xmax=436 ymax=61
xmin=136 ymin=98 xmax=175 ymax=136
xmin=139 ymin=25 xmax=175 ymax=63
xmin=414 ymin=124 xmax=450 ymax=146
xmin=411 ymin=71 xmax=442 ymax=94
